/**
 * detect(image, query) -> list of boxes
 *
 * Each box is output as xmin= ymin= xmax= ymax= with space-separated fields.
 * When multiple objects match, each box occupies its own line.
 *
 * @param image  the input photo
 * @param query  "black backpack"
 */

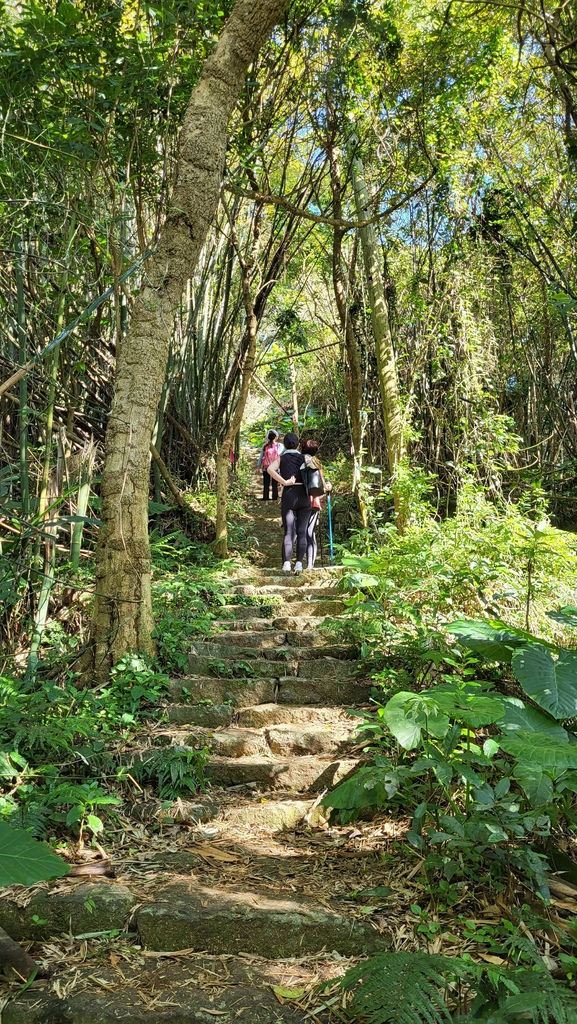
xmin=301 ymin=460 xmax=325 ymax=497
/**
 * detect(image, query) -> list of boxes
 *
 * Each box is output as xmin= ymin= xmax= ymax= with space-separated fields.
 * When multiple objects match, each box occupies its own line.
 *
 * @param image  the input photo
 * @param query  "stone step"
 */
xmin=214 ymin=618 xmax=277 ymax=632
xmin=276 ymin=676 xmax=371 ymax=705
xmin=169 ymin=673 xmax=369 ymax=709
xmin=188 ymin=726 xmax=267 ymax=757
xmin=223 ymin=598 xmax=344 ymax=618
xmin=236 ymin=702 xmax=352 ymax=728
xmin=166 ymin=702 xmax=235 ymax=727
xmin=188 ymin=643 xmax=353 ymax=669
xmin=216 ymin=604 xmax=275 ymax=620
xmin=264 ymin=723 xmax=354 ymax=756
xmin=184 ymin=721 xmax=354 ymax=758
xmin=194 ymin=630 xmax=288 ymax=650
xmin=272 ymin=614 xmax=327 ymax=630
xmin=3 ymin=964 xmax=327 ymax=1024
xmin=230 ymin=584 xmax=341 ymax=601
xmin=169 ymin=676 xmax=277 ymax=706
xmin=186 ymin=656 xmax=294 ymax=678
xmin=230 ymin=567 xmax=344 ymax=585
xmin=0 ymin=882 xmax=137 ymax=942
xmin=275 ymin=598 xmax=345 ymax=615
xmin=221 ymin=796 xmax=322 ymax=829
xmin=204 ymin=754 xmax=356 ymax=792
xmin=137 ymin=882 xmax=386 ymax=957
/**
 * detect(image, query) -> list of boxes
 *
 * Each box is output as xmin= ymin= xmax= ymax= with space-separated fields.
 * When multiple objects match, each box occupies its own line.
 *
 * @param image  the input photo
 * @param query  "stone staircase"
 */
xmin=0 ymin=486 xmax=385 ymax=1023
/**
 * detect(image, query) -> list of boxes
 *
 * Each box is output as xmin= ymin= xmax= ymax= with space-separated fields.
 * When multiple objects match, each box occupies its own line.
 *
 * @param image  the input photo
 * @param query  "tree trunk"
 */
xmin=351 ymin=156 xmax=405 ymax=523
xmin=326 ymin=125 xmax=367 ymax=526
xmin=214 ymin=218 xmax=261 ymax=557
xmin=89 ymin=0 xmax=290 ymax=678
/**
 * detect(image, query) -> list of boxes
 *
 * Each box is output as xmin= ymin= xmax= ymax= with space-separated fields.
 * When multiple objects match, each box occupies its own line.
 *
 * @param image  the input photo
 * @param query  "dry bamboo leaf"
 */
xmin=187 ymin=844 xmax=241 ymax=863
xmin=141 ymin=948 xmax=198 ymax=958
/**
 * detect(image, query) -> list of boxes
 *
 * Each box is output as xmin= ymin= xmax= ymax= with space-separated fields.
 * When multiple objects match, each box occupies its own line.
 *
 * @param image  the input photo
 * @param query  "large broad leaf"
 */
xmin=384 ymin=691 xmax=450 ymax=750
xmin=320 ymin=765 xmax=399 ymax=813
xmin=499 ymin=697 xmax=570 ymax=740
xmin=0 ymin=821 xmax=69 ymax=886
xmin=511 ymin=644 xmax=577 ymax=720
xmin=500 ymin=732 xmax=577 ymax=770
xmin=445 ymin=619 xmax=545 ymax=663
xmin=548 ymin=606 xmax=577 ymax=630
xmin=513 ymin=763 xmax=554 ymax=806
xmin=432 ymin=690 xmax=505 ymax=729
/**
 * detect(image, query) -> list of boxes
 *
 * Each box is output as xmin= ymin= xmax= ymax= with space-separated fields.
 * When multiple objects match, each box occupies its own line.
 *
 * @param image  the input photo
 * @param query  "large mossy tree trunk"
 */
xmin=214 ymin=207 xmax=261 ymax=558
xmin=325 ymin=118 xmax=367 ymax=527
xmin=351 ymin=156 xmax=405 ymax=527
xmin=89 ymin=0 xmax=290 ymax=679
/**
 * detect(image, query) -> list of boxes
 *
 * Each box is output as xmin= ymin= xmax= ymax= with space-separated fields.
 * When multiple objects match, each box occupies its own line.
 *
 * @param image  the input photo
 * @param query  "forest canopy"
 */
xmin=2 ymin=0 xmax=577 ymax=1017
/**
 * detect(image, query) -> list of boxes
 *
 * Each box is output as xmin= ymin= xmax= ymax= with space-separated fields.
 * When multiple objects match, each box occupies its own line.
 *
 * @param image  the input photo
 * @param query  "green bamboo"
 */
xmin=15 ymin=236 xmax=29 ymax=517
xmin=70 ymin=445 xmax=95 ymax=568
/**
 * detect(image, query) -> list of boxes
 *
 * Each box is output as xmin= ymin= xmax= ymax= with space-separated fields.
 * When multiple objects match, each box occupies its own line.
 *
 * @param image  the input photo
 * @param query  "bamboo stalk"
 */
xmin=15 ymin=236 xmax=29 ymax=518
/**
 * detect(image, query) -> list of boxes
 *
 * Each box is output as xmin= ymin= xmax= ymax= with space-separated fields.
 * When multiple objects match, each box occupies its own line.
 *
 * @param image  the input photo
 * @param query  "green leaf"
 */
xmin=511 ymin=644 xmax=577 ymax=720
xmin=513 ymin=763 xmax=554 ymax=805
xmin=272 ymin=986 xmax=305 ymax=1000
xmin=446 ymin=619 xmax=550 ymax=663
xmin=384 ymin=691 xmax=450 ymax=750
xmin=548 ymin=606 xmax=577 ymax=629
xmin=499 ymin=697 xmax=570 ymax=739
xmin=0 ymin=821 xmax=69 ymax=886
xmin=321 ymin=765 xmax=398 ymax=814
xmin=500 ymin=732 xmax=577 ymax=770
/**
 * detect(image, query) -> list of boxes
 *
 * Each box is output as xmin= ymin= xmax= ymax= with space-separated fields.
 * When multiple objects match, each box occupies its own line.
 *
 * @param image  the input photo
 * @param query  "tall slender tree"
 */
xmin=89 ymin=0 xmax=290 ymax=678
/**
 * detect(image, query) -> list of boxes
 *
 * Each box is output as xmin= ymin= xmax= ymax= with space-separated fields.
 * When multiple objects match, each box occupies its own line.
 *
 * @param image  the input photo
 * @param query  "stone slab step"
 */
xmin=193 ymin=630 xmax=287 ymax=650
xmin=277 ymin=598 xmax=345 ymax=615
xmin=215 ymin=605 xmax=274 ymax=620
xmin=188 ymin=643 xmax=353 ymax=666
xmin=169 ymin=677 xmax=277 ymax=706
xmin=236 ymin=703 xmax=352 ymax=728
xmin=230 ymin=567 xmax=344 ymax=585
xmin=221 ymin=797 xmax=322 ymax=829
xmin=137 ymin=883 xmax=386 ymax=956
xmin=277 ymin=676 xmax=371 ymax=705
xmin=230 ymin=584 xmax=341 ymax=601
xmin=214 ymin=618 xmax=277 ymax=632
xmin=3 ymin=976 xmax=317 ymax=1024
xmin=166 ymin=702 xmax=235 ymax=727
xmin=188 ymin=726 xmax=267 ymax=757
xmin=272 ymin=615 xmax=326 ymax=630
xmin=264 ymin=723 xmax=354 ymax=756
xmin=204 ymin=754 xmax=356 ymax=792
xmin=184 ymin=721 xmax=355 ymax=758
xmin=0 ymin=882 xmax=136 ymax=942
xmin=170 ymin=674 xmax=369 ymax=708
xmin=186 ymin=655 xmax=294 ymax=678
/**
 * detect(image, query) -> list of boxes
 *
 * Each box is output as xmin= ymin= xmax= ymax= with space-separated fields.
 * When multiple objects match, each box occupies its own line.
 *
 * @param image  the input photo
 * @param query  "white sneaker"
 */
xmin=282 ymin=561 xmax=291 ymax=573
xmin=293 ymin=562 xmax=303 ymax=573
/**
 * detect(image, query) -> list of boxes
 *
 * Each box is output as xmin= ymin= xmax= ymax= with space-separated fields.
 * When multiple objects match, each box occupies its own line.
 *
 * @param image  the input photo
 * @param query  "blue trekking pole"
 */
xmin=327 ymin=493 xmax=335 ymax=566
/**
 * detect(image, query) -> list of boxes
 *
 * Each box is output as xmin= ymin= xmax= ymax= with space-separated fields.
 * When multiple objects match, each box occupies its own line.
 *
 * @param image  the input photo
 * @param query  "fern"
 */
xmin=340 ymin=952 xmax=577 ymax=1024
xmin=341 ymin=952 xmax=459 ymax=1024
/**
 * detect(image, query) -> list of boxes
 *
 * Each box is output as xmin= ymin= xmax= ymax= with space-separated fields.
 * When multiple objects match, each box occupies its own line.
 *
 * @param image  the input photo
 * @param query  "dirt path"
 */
xmin=0 ymin=478 xmax=389 ymax=1024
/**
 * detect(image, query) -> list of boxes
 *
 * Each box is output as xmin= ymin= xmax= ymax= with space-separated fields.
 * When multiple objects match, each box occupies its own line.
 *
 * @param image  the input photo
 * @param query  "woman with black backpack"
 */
xmin=265 ymin=432 xmax=310 ymax=573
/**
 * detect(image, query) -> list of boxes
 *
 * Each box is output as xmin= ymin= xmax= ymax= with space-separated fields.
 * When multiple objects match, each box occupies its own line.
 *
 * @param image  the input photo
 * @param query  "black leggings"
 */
xmin=307 ymin=509 xmax=319 ymax=568
xmin=262 ymin=470 xmax=278 ymax=500
xmin=281 ymin=487 xmax=310 ymax=563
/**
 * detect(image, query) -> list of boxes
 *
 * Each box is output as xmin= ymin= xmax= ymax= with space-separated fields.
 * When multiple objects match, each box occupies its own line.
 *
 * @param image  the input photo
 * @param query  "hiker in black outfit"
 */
xmin=266 ymin=432 xmax=310 ymax=573
xmin=257 ymin=429 xmax=284 ymax=500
